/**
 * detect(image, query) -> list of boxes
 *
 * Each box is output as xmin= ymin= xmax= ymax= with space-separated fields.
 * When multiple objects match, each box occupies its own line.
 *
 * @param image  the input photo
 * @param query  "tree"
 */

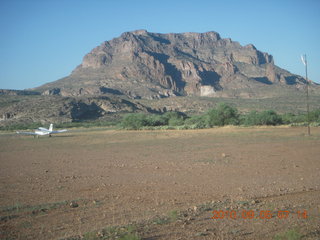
xmin=120 ymin=113 xmax=147 ymax=130
xmin=206 ymin=103 xmax=239 ymax=127
xmin=162 ymin=111 xmax=185 ymax=126
xmin=243 ymin=110 xmax=282 ymax=126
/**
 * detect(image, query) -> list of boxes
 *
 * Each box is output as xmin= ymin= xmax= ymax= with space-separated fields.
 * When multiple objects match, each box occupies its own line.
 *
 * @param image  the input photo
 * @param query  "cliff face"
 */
xmin=2 ymin=30 xmax=319 ymax=126
xmin=35 ymin=30 xmax=308 ymax=99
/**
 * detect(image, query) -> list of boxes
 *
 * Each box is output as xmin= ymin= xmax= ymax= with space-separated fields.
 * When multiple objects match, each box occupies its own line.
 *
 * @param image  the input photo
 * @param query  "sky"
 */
xmin=0 ymin=0 xmax=319 ymax=90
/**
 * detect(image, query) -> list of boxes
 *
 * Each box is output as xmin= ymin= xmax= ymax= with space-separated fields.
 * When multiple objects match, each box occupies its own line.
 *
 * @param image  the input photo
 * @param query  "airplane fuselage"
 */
xmin=34 ymin=130 xmax=50 ymax=136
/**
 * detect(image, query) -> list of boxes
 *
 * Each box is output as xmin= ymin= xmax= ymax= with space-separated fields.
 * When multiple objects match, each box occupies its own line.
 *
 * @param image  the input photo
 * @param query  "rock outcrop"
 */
xmin=34 ymin=30 xmax=311 ymax=99
xmin=0 ymin=89 xmax=40 ymax=96
xmin=0 ymin=95 xmax=151 ymax=126
xmin=3 ymin=30 xmax=319 ymax=126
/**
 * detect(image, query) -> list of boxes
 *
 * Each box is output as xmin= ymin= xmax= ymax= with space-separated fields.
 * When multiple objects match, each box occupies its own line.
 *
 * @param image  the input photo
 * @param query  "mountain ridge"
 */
xmin=34 ymin=30 xmax=315 ymax=99
xmin=1 ymin=30 xmax=320 ymax=126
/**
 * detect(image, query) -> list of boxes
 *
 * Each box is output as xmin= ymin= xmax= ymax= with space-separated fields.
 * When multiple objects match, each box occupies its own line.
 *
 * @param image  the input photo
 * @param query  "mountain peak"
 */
xmin=181 ymin=31 xmax=221 ymax=40
xmin=130 ymin=29 xmax=148 ymax=35
xmin=35 ymin=30 xmax=308 ymax=99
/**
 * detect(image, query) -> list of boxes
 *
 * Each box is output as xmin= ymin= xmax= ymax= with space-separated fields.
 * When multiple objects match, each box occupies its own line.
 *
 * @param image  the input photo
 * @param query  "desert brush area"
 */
xmin=0 ymin=127 xmax=319 ymax=239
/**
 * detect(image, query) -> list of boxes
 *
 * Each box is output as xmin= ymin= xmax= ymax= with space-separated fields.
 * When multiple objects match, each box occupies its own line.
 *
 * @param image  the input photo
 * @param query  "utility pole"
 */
xmin=301 ymin=54 xmax=311 ymax=136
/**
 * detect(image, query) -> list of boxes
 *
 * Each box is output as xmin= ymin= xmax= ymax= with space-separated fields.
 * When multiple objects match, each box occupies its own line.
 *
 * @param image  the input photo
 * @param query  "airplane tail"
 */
xmin=49 ymin=124 xmax=53 ymax=132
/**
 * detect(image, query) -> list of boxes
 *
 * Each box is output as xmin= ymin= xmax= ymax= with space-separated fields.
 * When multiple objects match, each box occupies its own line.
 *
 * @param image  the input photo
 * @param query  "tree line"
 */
xmin=120 ymin=103 xmax=320 ymax=130
xmin=1 ymin=103 xmax=319 ymax=131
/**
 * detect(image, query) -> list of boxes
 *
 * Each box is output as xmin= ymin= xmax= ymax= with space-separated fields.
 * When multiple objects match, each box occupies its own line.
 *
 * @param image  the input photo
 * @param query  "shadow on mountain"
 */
xmin=253 ymin=77 xmax=272 ymax=85
xmin=99 ymin=87 xmax=123 ymax=95
xmin=146 ymin=52 xmax=185 ymax=93
xmin=151 ymin=35 xmax=171 ymax=45
xmin=199 ymin=70 xmax=222 ymax=90
xmin=284 ymin=76 xmax=299 ymax=85
xmin=71 ymin=102 xmax=103 ymax=121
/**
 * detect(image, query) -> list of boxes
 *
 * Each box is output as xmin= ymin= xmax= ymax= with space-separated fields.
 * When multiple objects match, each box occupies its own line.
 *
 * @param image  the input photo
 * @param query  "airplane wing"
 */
xmin=50 ymin=129 xmax=68 ymax=134
xmin=16 ymin=131 xmax=37 ymax=135
xmin=38 ymin=127 xmax=49 ymax=132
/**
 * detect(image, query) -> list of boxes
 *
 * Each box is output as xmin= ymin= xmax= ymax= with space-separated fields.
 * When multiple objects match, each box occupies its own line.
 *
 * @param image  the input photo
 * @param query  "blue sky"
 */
xmin=0 ymin=0 xmax=319 ymax=90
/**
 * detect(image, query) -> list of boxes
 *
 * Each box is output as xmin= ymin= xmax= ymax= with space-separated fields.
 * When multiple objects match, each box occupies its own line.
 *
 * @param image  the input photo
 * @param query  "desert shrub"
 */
xmin=0 ymin=122 xmax=42 ymax=131
xmin=112 ymin=106 xmax=318 ymax=131
xmin=282 ymin=109 xmax=320 ymax=125
xmin=145 ymin=114 xmax=168 ymax=126
xmin=162 ymin=111 xmax=186 ymax=126
xmin=119 ymin=111 xmax=186 ymax=129
xmin=280 ymin=112 xmax=308 ymax=124
xmin=259 ymin=110 xmax=283 ymax=125
xmin=242 ymin=111 xmax=260 ymax=126
xmin=280 ymin=109 xmax=320 ymax=125
xmin=175 ymin=125 xmax=191 ymax=130
xmin=120 ymin=113 xmax=148 ymax=130
xmin=168 ymin=117 xmax=184 ymax=126
xmin=243 ymin=110 xmax=282 ymax=126
xmin=206 ymin=103 xmax=239 ymax=127
xmin=311 ymin=122 xmax=320 ymax=127
xmin=309 ymin=109 xmax=320 ymax=122
xmin=281 ymin=113 xmax=298 ymax=124
xmin=56 ymin=120 xmax=117 ymax=129
xmin=185 ymin=115 xmax=208 ymax=129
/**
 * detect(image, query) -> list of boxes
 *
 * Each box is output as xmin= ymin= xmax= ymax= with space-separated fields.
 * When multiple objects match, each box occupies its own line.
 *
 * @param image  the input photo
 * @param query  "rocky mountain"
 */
xmin=0 ymin=94 xmax=152 ymax=126
xmin=34 ymin=30 xmax=315 ymax=99
xmin=0 ymin=89 xmax=40 ymax=96
xmin=1 ymin=30 xmax=320 ymax=127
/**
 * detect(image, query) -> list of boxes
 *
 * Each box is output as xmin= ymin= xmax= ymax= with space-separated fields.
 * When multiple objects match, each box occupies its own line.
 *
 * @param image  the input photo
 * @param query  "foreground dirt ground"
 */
xmin=0 ymin=127 xmax=319 ymax=239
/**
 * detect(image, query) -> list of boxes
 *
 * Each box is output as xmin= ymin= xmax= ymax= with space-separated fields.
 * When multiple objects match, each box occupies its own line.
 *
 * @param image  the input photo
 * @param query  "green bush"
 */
xmin=259 ymin=110 xmax=283 ymax=125
xmin=0 ymin=122 xmax=42 ymax=131
xmin=185 ymin=115 xmax=208 ymax=129
xmin=119 ymin=113 xmax=148 ymax=130
xmin=162 ymin=112 xmax=186 ymax=126
xmin=280 ymin=109 xmax=320 ymax=125
xmin=281 ymin=113 xmax=298 ymax=124
xmin=144 ymin=114 xmax=168 ymax=126
xmin=242 ymin=111 xmax=258 ymax=126
xmin=95 ymin=106 xmax=320 ymax=130
xmin=119 ymin=111 xmax=186 ymax=129
xmin=206 ymin=103 xmax=239 ymax=127
xmin=168 ymin=117 xmax=184 ymax=126
xmin=243 ymin=110 xmax=282 ymax=126
xmin=309 ymin=109 xmax=320 ymax=122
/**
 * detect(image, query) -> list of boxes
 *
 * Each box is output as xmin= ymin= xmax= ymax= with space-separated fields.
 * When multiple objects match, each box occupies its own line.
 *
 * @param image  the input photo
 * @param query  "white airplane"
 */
xmin=16 ymin=124 xmax=67 ymax=137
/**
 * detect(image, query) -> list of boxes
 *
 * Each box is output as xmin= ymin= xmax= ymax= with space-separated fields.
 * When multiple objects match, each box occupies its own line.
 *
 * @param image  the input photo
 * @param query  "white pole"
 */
xmin=301 ymin=54 xmax=310 ymax=135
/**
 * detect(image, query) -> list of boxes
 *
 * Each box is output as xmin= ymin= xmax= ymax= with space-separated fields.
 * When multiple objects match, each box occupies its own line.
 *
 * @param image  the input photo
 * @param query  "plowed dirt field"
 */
xmin=1 ymin=127 xmax=319 ymax=239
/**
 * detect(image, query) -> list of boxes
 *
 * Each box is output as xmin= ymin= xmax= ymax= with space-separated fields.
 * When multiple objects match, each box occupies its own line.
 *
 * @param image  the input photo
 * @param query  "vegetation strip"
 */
xmin=119 ymin=103 xmax=320 ymax=130
xmin=1 ymin=102 xmax=319 ymax=131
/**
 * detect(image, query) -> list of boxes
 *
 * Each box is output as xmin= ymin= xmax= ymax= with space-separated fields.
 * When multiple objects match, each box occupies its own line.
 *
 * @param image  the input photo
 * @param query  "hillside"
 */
xmin=1 ymin=30 xmax=320 ymax=126
xmin=34 ymin=30 xmax=318 ymax=99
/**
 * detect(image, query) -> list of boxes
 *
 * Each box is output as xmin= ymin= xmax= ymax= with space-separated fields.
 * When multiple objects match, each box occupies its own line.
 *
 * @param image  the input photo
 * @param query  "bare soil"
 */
xmin=0 ymin=127 xmax=319 ymax=239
